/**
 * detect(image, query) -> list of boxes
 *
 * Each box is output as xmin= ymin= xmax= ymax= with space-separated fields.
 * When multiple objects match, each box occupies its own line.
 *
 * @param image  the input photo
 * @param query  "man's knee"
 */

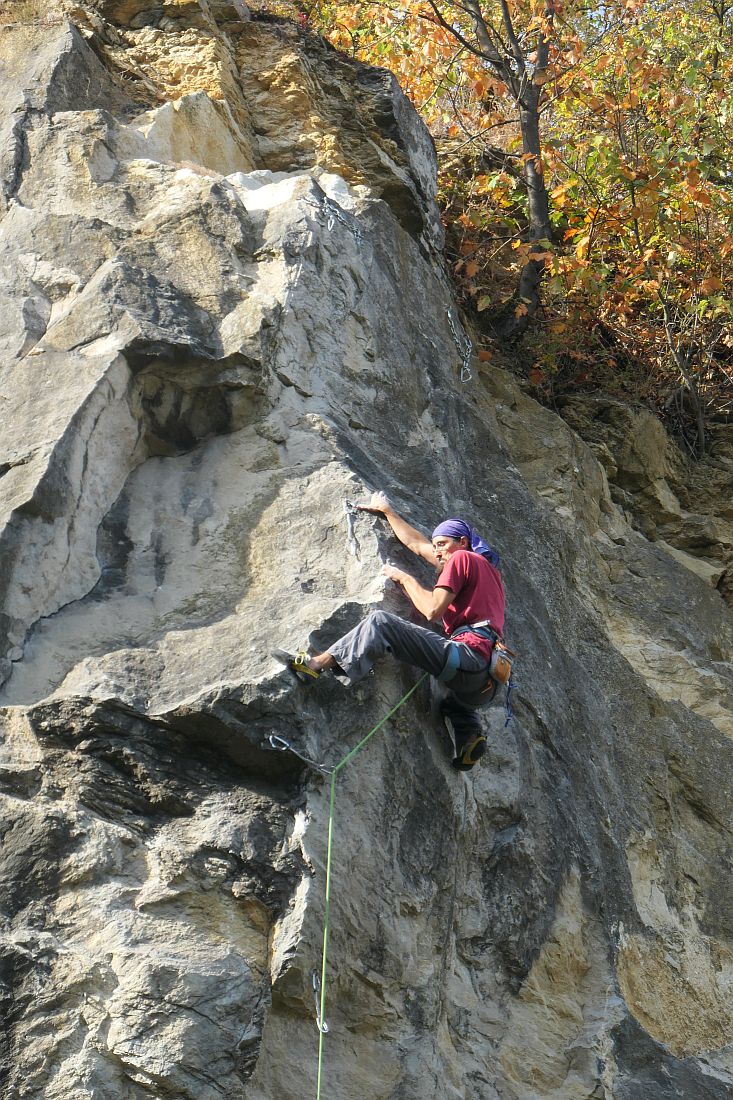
xmin=361 ymin=610 xmax=407 ymax=653
xmin=443 ymin=694 xmax=481 ymax=729
xmin=364 ymin=609 xmax=397 ymax=634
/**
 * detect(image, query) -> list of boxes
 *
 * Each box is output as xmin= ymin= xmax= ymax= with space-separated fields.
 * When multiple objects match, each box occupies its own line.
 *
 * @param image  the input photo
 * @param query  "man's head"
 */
xmin=431 ymin=518 xmax=502 ymax=569
xmin=431 ymin=519 xmax=471 ymax=564
xmin=432 ymin=532 xmax=469 ymax=563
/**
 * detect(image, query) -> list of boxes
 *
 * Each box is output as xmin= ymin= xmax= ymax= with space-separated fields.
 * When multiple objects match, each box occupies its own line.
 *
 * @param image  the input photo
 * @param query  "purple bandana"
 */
xmin=431 ymin=518 xmax=500 ymax=568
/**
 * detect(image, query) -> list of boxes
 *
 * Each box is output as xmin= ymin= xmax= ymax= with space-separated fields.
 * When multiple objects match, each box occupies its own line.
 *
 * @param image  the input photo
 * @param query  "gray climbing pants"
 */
xmin=327 ymin=610 xmax=493 ymax=714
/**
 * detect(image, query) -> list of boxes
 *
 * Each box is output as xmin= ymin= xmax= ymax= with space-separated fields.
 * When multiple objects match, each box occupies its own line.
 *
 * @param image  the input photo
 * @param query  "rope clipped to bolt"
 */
xmin=315 ymin=673 xmax=427 ymax=1098
xmin=269 ymin=674 xmax=429 ymax=1098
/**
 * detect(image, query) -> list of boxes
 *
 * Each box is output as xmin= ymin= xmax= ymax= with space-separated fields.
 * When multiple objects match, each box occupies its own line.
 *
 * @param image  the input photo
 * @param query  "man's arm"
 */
xmin=382 ymin=565 xmax=454 ymax=621
xmin=359 ymin=492 xmax=439 ymax=566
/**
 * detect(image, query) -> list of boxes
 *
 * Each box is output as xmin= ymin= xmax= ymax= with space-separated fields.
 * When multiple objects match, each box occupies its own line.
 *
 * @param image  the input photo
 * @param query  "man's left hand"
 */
xmin=382 ymin=563 xmax=407 ymax=584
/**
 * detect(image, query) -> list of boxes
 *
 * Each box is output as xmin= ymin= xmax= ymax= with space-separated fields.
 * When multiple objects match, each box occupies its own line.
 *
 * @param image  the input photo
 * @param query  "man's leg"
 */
xmin=304 ymin=610 xmax=489 ymax=769
xmin=308 ymin=610 xmax=453 ymax=684
xmin=440 ymin=695 xmax=486 ymax=770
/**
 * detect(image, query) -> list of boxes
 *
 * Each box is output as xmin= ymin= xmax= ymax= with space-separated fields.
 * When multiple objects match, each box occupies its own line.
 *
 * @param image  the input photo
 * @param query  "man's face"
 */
xmin=432 ymin=535 xmax=466 ymax=564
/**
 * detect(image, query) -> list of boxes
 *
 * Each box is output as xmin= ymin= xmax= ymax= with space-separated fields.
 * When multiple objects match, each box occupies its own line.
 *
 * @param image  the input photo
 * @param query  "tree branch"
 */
xmin=658 ymin=288 xmax=707 ymax=455
xmin=498 ymin=0 xmax=526 ymax=71
xmin=424 ymin=0 xmax=496 ymax=62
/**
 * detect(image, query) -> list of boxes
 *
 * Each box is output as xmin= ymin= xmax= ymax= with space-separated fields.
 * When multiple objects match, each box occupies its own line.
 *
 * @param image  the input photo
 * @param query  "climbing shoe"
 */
xmin=451 ymin=733 xmax=487 ymax=771
xmin=271 ymin=649 xmax=322 ymax=684
xmin=440 ymin=698 xmax=486 ymax=771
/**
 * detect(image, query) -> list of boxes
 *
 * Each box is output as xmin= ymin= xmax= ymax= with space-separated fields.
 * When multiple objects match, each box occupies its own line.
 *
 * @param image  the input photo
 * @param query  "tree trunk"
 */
xmin=493 ymin=84 xmax=554 ymax=341
xmin=676 ymin=353 xmax=707 ymax=458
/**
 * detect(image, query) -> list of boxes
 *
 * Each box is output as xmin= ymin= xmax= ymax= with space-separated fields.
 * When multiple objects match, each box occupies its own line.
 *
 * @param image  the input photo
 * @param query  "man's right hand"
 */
xmin=358 ymin=493 xmax=438 ymax=565
xmin=358 ymin=490 xmax=393 ymax=515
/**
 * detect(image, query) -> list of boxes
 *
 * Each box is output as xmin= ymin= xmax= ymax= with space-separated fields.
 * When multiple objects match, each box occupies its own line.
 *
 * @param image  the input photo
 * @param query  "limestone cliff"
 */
xmin=1 ymin=4 xmax=733 ymax=1099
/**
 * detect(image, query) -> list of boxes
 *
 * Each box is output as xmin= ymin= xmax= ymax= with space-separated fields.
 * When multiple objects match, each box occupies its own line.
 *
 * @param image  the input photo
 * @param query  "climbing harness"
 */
xmin=269 ymin=675 xmax=428 ymax=1098
xmin=437 ymin=643 xmax=462 ymax=683
xmin=452 ymin=624 xmax=514 ymax=686
xmin=343 ymin=499 xmax=361 ymax=558
xmin=443 ymin=622 xmax=517 ymax=727
xmin=447 ymin=307 xmax=473 ymax=384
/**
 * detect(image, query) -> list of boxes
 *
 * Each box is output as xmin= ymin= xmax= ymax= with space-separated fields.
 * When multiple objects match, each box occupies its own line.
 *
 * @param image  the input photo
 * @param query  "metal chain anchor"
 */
xmin=447 ymin=308 xmax=473 ymax=383
xmin=322 ymin=195 xmax=365 ymax=244
xmin=306 ymin=196 xmax=365 ymax=245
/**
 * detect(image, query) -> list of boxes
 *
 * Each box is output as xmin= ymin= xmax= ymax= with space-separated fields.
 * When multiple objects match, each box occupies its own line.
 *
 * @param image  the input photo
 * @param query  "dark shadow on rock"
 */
xmin=612 ymin=1016 xmax=733 ymax=1100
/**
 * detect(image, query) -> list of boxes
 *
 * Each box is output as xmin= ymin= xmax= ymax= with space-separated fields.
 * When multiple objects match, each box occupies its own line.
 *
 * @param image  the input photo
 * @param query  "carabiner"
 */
xmin=312 ymin=970 xmax=329 ymax=1034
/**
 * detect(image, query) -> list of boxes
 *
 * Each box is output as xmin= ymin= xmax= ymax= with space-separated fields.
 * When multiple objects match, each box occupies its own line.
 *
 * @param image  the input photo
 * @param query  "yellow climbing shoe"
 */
xmin=452 ymin=734 xmax=487 ymax=771
xmin=272 ymin=649 xmax=322 ymax=683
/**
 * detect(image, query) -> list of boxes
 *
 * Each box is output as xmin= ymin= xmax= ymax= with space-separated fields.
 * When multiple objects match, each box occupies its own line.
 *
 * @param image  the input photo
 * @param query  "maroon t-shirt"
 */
xmin=435 ymin=549 xmax=505 ymax=659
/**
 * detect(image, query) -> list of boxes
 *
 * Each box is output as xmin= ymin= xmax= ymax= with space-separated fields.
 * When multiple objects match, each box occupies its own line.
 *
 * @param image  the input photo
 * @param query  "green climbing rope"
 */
xmin=315 ymin=672 xmax=428 ymax=1100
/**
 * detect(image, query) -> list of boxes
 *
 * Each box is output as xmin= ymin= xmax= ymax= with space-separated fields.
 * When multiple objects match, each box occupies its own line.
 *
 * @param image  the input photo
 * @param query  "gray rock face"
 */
xmin=1 ymin=6 xmax=733 ymax=1100
xmin=559 ymin=396 xmax=733 ymax=599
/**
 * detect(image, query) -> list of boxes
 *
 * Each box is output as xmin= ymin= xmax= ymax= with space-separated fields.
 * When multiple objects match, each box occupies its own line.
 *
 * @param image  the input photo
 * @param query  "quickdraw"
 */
xmin=312 ymin=971 xmax=329 ymax=1034
xmin=267 ymin=734 xmax=332 ymax=776
xmin=343 ymin=499 xmax=361 ymax=558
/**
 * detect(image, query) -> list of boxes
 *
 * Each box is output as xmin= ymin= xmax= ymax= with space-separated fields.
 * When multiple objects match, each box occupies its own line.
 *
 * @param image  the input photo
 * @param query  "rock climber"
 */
xmin=276 ymin=492 xmax=506 ymax=770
